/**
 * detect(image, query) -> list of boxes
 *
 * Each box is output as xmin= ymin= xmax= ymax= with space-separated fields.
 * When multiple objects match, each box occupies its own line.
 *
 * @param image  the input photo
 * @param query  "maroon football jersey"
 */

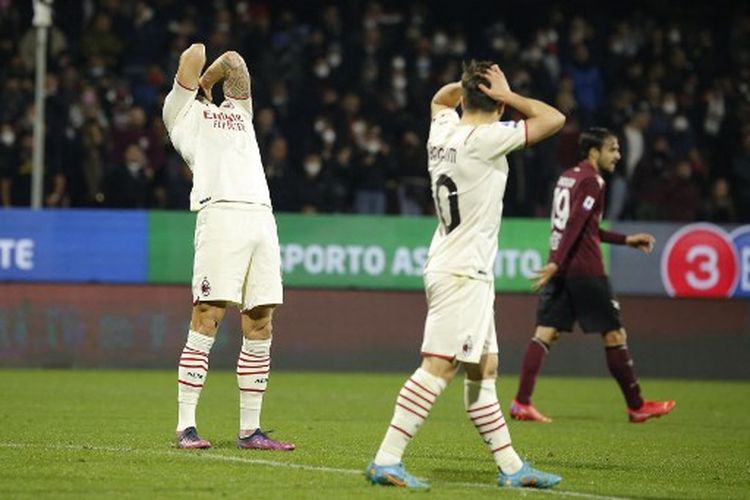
xmin=547 ymin=161 xmax=626 ymax=277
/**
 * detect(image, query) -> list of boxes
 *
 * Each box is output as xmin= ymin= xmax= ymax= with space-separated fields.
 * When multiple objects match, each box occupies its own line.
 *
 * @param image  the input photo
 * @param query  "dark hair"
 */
xmin=579 ymin=127 xmax=616 ymax=159
xmin=461 ymin=60 xmax=498 ymax=113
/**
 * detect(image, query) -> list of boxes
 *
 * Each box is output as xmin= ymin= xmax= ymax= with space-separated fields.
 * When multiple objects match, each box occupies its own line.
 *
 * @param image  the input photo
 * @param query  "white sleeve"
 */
xmin=163 ymin=79 xmax=198 ymax=133
xmin=225 ymin=95 xmax=253 ymax=118
xmin=428 ymin=109 xmax=459 ymax=141
xmin=431 ymin=108 xmax=460 ymax=127
xmin=474 ymin=120 xmax=527 ymax=161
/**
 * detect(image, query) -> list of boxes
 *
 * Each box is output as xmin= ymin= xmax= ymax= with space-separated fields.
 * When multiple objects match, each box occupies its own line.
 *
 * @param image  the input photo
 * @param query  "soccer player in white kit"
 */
xmin=162 ymin=43 xmax=293 ymax=451
xmin=366 ymin=62 xmax=566 ymax=489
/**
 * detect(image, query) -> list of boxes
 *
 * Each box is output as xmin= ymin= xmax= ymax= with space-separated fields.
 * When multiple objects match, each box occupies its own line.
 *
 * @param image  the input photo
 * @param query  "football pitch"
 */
xmin=1 ymin=370 xmax=748 ymax=499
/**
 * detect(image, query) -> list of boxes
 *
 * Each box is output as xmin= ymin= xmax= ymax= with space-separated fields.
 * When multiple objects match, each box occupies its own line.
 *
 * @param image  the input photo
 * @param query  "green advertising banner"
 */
xmin=148 ymin=212 xmax=601 ymax=292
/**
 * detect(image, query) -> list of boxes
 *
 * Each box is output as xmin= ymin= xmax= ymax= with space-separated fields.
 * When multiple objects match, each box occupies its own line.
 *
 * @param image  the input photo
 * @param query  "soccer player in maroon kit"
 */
xmin=510 ymin=127 xmax=676 ymax=423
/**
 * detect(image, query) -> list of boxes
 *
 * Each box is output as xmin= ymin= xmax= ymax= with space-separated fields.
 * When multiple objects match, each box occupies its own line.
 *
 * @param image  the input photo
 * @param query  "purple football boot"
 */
xmin=176 ymin=427 xmax=211 ymax=449
xmin=237 ymin=429 xmax=295 ymax=451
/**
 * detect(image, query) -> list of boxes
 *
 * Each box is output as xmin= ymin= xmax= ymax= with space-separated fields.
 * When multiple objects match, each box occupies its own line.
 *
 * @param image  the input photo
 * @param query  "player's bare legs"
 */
xmin=235 ymin=305 xmax=294 ymax=450
xmin=511 ymin=326 xmax=557 ymax=422
xmin=465 ymin=354 xmax=561 ymax=488
xmin=602 ymin=328 xmax=676 ymax=422
xmin=176 ymin=301 xmax=227 ymax=449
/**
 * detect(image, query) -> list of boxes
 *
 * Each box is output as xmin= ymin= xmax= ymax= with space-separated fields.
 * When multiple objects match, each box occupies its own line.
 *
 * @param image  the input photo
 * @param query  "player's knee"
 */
xmin=535 ymin=327 xmax=559 ymax=346
xmin=421 ymin=356 xmax=459 ymax=382
xmin=603 ymin=328 xmax=627 ymax=346
xmin=191 ymin=302 xmax=226 ymax=335
xmin=242 ymin=306 xmax=275 ymax=340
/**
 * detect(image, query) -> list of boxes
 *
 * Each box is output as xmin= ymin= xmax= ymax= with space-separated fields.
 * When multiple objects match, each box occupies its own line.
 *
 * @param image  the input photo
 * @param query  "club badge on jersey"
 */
xmin=201 ymin=277 xmax=212 ymax=297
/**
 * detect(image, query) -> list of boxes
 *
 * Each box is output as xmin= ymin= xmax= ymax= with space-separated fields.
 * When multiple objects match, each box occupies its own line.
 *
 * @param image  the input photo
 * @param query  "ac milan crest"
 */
xmin=462 ymin=335 xmax=473 ymax=356
xmin=201 ymin=277 xmax=211 ymax=297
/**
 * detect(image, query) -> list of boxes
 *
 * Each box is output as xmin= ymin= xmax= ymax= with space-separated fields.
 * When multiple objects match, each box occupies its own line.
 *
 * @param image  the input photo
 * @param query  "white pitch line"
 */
xmin=0 ymin=442 xmax=631 ymax=500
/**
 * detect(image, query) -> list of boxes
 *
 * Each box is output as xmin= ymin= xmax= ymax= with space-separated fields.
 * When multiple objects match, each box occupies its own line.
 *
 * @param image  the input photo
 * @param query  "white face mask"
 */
xmin=366 ymin=140 xmax=381 ymax=154
xmin=328 ymin=50 xmax=342 ymax=68
xmin=126 ymin=161 xmax=142 ymax=176
xmin=662 ymin=100 xmax=677 ymax=115
xmin=673 ymin=115 xmax=689 ymax=132
xmin=314 ymin=63 xmax=330 ymax=78
xmin=392 ymin=74 xmax=407 ymax=90
xmin=304 ymin=160 xmax=322 ymax=177
xmin=322 ymin=129 xmax=336 ymax=144
xmin=1 ymin=131 xmax=15 ymax=146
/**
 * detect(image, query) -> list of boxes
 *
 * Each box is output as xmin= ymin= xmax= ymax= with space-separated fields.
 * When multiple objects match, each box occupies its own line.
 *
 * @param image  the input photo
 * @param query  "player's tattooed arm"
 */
xmin=199 ymin=51 xmax=250 ymax=102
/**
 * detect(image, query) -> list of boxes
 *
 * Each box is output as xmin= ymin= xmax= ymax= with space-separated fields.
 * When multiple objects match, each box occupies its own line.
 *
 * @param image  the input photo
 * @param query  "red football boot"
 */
xmin=628 ymin=400 xmax=676 ymax=423
xmin=510 ymin=400 xmax=552 ymax=423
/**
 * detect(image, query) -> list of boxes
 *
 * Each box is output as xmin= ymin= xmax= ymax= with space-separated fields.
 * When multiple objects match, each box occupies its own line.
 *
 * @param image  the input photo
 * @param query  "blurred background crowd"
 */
xmin=0 ymin=0 xmax=748 ymax=222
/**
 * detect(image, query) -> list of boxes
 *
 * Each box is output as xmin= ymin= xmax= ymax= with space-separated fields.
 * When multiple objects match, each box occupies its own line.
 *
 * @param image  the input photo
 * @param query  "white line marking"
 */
xmin=0 ymin=442 xmax=630 ymax=500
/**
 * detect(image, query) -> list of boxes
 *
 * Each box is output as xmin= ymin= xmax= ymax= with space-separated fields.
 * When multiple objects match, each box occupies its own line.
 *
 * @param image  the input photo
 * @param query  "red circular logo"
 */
xmin=661 ymin=224 xmax=738 ymax=297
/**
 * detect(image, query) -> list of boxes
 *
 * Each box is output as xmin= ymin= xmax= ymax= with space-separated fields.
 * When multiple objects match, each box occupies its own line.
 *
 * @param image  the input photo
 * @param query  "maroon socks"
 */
xmin=605 ymin=345 xmax=644 ymax=409
xmin=515 ymin=338 xmax=549 ymax=404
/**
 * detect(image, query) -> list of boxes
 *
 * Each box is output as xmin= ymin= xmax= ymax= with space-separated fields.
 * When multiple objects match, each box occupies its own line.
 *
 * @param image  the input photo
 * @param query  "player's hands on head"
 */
xmin=478 ymin=64 xmax=512 ymax=103
xmin=532 ymin=262 xmax=559 ymax=291
xmin=199 ymin=77 xmax=213 ymax=103
xmin=625 ymin=233 xmax=655 ymax=253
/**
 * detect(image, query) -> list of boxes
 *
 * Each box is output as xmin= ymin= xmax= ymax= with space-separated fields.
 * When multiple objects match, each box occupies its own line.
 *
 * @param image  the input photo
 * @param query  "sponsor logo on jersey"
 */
xmin=661 ymin=223 xmax=750 ymax=298
xmin=203 ymin=110 xmax=246 ymax=131
xmin=201 ymin=277 xmax=212 ymax=297
xmin=462 ymin=335 xmax=473 ymax=356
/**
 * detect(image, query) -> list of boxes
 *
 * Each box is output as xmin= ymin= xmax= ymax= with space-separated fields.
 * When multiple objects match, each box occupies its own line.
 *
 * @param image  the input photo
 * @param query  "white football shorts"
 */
xmin=421 ymin=272 xmax=498 ymax=364
xmin=192 ymin=202 xmax=283 ymax=310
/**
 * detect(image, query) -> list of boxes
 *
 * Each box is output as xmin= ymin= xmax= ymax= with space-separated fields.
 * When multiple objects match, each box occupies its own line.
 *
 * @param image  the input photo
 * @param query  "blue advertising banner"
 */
xmin=0 ymin=209 xmax=147 ymax=283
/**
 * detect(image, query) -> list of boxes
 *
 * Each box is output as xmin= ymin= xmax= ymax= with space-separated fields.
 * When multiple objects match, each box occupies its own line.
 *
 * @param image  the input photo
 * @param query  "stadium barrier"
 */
xmin=1 ymin=210 xmax=748 ymax=376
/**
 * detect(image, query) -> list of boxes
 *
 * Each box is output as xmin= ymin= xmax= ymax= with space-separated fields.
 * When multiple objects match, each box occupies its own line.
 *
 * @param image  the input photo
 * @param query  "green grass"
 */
xmin=1 ymin=370 xmax=749 ymax=499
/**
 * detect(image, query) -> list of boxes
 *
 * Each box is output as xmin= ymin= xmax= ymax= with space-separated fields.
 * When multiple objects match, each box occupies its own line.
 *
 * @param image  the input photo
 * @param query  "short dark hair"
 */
xmin=461 ymin=60 xmax=498 ymax=113
xmin=579 ymin=127 xmax=616 ymax=159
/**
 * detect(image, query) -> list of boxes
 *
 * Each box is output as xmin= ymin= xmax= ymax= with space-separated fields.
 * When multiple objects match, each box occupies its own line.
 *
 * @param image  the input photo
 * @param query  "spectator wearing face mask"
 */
xmin=700 ymin=177 xmax=736 ymax=223
xmin=104 ymin=143 xmax=153 ymax=208
xmin=0 ymin=123 xmax=19 ymax=207
xmin=353 ymin=123 xmax=393 ymax=214
xmin=296 ymin=152 xmax=332 ymax=214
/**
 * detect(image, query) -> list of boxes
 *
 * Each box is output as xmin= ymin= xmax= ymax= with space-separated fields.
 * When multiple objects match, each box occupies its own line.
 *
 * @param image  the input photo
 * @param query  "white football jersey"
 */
xmin=162 ymin=79 xmax=271 ymax=211
xmin=424 ymin=109 xmax=526 ymax=281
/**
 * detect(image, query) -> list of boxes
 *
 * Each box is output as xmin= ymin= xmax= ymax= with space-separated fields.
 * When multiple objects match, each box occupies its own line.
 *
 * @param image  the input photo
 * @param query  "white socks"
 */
xmin=237 ymin=337 xmax=272 ymax=433
xmin=465 ymin=378 xmax=523 ymax=474
xmin=374 ymin=368 xmax=447 ymax=466
xmin=177 ymin=330 xmax=215 ymax=431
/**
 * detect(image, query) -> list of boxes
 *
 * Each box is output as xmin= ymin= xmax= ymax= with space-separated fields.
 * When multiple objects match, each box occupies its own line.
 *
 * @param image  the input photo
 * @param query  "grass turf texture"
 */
xmin=1 ymin=370 xmax=748 ymax=499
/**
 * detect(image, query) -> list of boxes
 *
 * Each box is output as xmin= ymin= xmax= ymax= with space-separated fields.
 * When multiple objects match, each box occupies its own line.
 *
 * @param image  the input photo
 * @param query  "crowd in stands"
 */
xmin=0 ymin=0 xmax=748 ymax=223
